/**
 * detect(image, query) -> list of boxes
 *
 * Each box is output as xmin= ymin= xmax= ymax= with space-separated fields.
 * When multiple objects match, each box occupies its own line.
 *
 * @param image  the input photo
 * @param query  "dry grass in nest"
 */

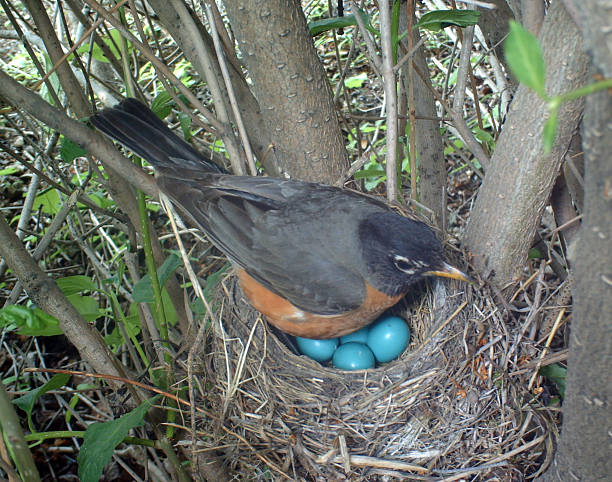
xmin=186 ymin=273 xmax=559 ymax=480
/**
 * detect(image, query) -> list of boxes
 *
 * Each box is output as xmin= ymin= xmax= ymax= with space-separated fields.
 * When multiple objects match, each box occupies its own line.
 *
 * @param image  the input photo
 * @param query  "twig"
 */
xmin=321 ymin=454 xmax=428 ymax=474
xmin=452 ymin=25 xmax=474 ymax=114
xmin=205 ymin=3 xmax=256 ymax=175
xmin=334 ymin=153 xmax=372 ymax=186
xmin=528 ymin=308 xmax=565 ymax=390
xmin=424 ymin=300 xmax=469 ymax=342
xmin=5 ymin=191 xmax=80 ymax=306
xmin=83 ymin=0 xmax=223 ymax=133
xmin=509 ymin=349 xmax=568 ymax=376
xmin=350 ymin=1 xmax=382 ymax=76
xmin=378 ymin=0 xmax=399 ymax=202
xmin=411 ymin=62 xmax=490 ymax=169
xmin=393 ymin=36 xmax=425 ymax=73
xmin=166 ymin=0 xmax=246 ymax=174
xmin=454 ymin=0 xmax=498 ymax=7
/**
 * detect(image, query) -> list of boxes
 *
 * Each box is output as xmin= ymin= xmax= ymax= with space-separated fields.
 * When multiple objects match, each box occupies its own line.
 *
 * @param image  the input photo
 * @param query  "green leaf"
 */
xmin=392 ymin=0 xmax=401 ymax=62
xmin=542 ymin=107 xmax=558 ymax=154
xmin=151 ymin=92 xmax=173 ymax=119
xmin=309 ymin=15 xmax=357 ymax=36
xmin=60 ymin=136 xmax=88 ymax=163
xmin=33 ymin=188 xmax=61 ymax=215
xmin=473 ymin=127 xmax=496 ymax=151
xmin=40 ymin=54 xmax=62 ymax=106
xmin=104 ymin=304 xmax=141 ymax=350
xmin=86 ymin=192 xmax=115 ymax=210
xmin=14 ymin=374 xmax=71 ymax=431
xmin=77 ymin=29 xmax=122 ymax=63
xmin=308 ymin=10 xmax=378 ymax=36
xmin=0 ymin=305 xmax=63 ymax=336
xmin=0 ymin=166 xmax=20 ymax=175
xmin=133 ymin=253 xmax=181 ymax=303
xmin=57 ymin=275 xmax=98 ymax=296
xmin=539 ymin=363 xmax=566 ymax=398
xmin=417 ymin=10 xmax=481 ymax=31
xmin=178 ymin=111 xmax=192 ymax=140
xmin=528 ymin=247 xmax=543 ymax=259
xmin=191 ymin=263 xmax=231 ymax=315
xmin=66 ymin=294 xmax=103 ymax=322
xmin=504 ymin=21 xmax=546 ymax=98
xmin=78 ymin=398 xmax=157 ymax=482
xmin=344 ymin=72 xmax=368 ymax=89
xmin=354 ymin=168 xmax=385 ymax=179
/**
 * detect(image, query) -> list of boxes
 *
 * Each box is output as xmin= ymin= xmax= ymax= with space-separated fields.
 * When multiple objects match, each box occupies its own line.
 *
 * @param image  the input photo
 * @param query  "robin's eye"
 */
xmin=393 ymin=256 xmax=415 ymax=274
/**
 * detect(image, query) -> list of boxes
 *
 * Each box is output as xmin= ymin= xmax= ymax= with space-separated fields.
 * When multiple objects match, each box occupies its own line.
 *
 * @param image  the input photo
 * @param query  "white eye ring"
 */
xmin=393 ymin=255 xmax=415 ymax=275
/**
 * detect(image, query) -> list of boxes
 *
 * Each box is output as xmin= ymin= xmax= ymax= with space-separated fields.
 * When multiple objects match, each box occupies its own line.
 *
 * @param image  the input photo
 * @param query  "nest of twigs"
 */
xmin=192 ymin=269 xmax=557 ymax=479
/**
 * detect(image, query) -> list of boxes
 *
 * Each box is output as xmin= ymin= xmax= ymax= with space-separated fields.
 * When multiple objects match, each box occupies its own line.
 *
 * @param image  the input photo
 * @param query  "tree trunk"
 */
xmin=543 ymin=78 xmax=612 ymax=482
xmin=224 ymin=0 xmax=348 ymax=183
xmin=540 ymin=1 xmax=612 ymax=479
xmin=464 ymin=2 xmax=588 ymax=290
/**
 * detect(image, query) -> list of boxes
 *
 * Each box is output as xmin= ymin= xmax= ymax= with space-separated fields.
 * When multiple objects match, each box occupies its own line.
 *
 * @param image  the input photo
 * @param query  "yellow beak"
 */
xmin=424 ymin=262 xmax=471 ymax=283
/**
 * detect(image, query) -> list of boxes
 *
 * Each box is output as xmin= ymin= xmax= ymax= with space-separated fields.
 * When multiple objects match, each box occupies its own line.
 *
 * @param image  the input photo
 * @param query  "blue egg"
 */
xmin=296 ymin=337 xmax=339 ymax=362
xmin=366 ymin=316 xmax=410 ymax=363
xmin=340 ymin=326 xmax=370 ymax=344
xmin=332 ymin=342 xmax=375 ymax=370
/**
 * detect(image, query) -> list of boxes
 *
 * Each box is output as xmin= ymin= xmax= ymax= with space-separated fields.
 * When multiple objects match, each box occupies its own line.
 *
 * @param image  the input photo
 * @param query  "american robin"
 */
xmin=91 ymin=99 xmax=469 ymax=339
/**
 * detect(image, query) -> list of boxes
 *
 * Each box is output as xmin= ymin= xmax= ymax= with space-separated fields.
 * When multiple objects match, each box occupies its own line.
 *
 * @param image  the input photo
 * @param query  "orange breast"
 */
xmin=237 ymin=269 xmax=403 ymax=339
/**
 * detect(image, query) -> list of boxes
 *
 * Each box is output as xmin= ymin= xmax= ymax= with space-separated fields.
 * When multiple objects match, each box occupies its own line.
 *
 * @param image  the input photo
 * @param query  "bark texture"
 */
xmin=464 ymin=2 xmax=588 ymax=290
xmin=478 ymin=0 xmax=517 ymax=55
xmin=541 ymin=1 xmax=612 ymax=479
xmin=544 ymin=78 xmax=612 ymax=482
xmin=224 ymin=0 xmax=348 ymax=183
xmin=399 ymin=7 xmax=446 ymax=227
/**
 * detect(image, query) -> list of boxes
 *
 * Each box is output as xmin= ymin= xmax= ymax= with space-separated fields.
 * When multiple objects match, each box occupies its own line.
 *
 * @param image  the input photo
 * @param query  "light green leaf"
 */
xmin=354 ymin=168 xmax=385 ymax=179
xmin=0 ymin=305 xmax=63 ymax=336
xmin=308 ymin=10 xmax=378 ymax=36
xmin=0 ymin=166 xmax=20 ymax=175
xmin=417 ymin=10 xmax=481 ymax=31
xmin=77 ymin=29 xmax=123 ymax=63
xmin=505 ymin=21 xmax=546 ymax=98
xmin=178 ymin=111 xmax=192 ymax=140
xmin=33 ymin=188 xmax=61 ymax=215
xmin=78 ymin=398 xmax=157 ymax=482
xmin=66 ymin=294 xmax=103 ymax=322
xmin=57 ymin=275 xmax=98 ymax=296
xmin=344 ymin=72 xmax=368 ymax=89
xmin=473 ymin=127 xmax=496 ymax=151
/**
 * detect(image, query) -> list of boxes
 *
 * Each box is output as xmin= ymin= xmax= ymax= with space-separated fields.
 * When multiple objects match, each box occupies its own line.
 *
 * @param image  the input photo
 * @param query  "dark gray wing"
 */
xmin=90 ymin=99 xmax=388 ymax=314
xmin=160 ymin=174 xmax=384 ymax=314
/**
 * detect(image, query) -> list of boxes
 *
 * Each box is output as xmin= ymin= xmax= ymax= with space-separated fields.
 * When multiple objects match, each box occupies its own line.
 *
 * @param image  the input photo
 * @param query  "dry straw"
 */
xmin=186 ymin=272 xmax=557 ymax=479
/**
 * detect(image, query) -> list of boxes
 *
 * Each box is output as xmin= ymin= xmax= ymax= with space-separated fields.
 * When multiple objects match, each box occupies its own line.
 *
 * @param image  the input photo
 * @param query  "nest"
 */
xmin=191 ymin=273 xmax=557 ymax=479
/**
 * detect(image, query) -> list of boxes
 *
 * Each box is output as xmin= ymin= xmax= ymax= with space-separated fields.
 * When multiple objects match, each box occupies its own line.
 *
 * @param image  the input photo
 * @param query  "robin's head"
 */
xmin=359 ymin=212 xmax=470 ymax=296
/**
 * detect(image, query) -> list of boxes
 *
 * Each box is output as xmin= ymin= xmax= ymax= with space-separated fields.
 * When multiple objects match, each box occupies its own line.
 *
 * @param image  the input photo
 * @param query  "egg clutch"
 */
xmin=295 ymin=315 xmax=411 ymax=370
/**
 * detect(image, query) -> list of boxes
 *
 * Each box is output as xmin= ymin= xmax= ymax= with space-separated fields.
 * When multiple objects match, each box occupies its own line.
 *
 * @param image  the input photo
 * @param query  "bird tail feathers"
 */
xmin=90 ymin=98 xmax=225 ymax=173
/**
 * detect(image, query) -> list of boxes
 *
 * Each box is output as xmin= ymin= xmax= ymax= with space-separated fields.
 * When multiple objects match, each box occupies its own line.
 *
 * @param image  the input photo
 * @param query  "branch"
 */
xmin=378 ymin=0 xmax=399 ymax=202
xmin=0 ymin=68 xmax=158 ymax=197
